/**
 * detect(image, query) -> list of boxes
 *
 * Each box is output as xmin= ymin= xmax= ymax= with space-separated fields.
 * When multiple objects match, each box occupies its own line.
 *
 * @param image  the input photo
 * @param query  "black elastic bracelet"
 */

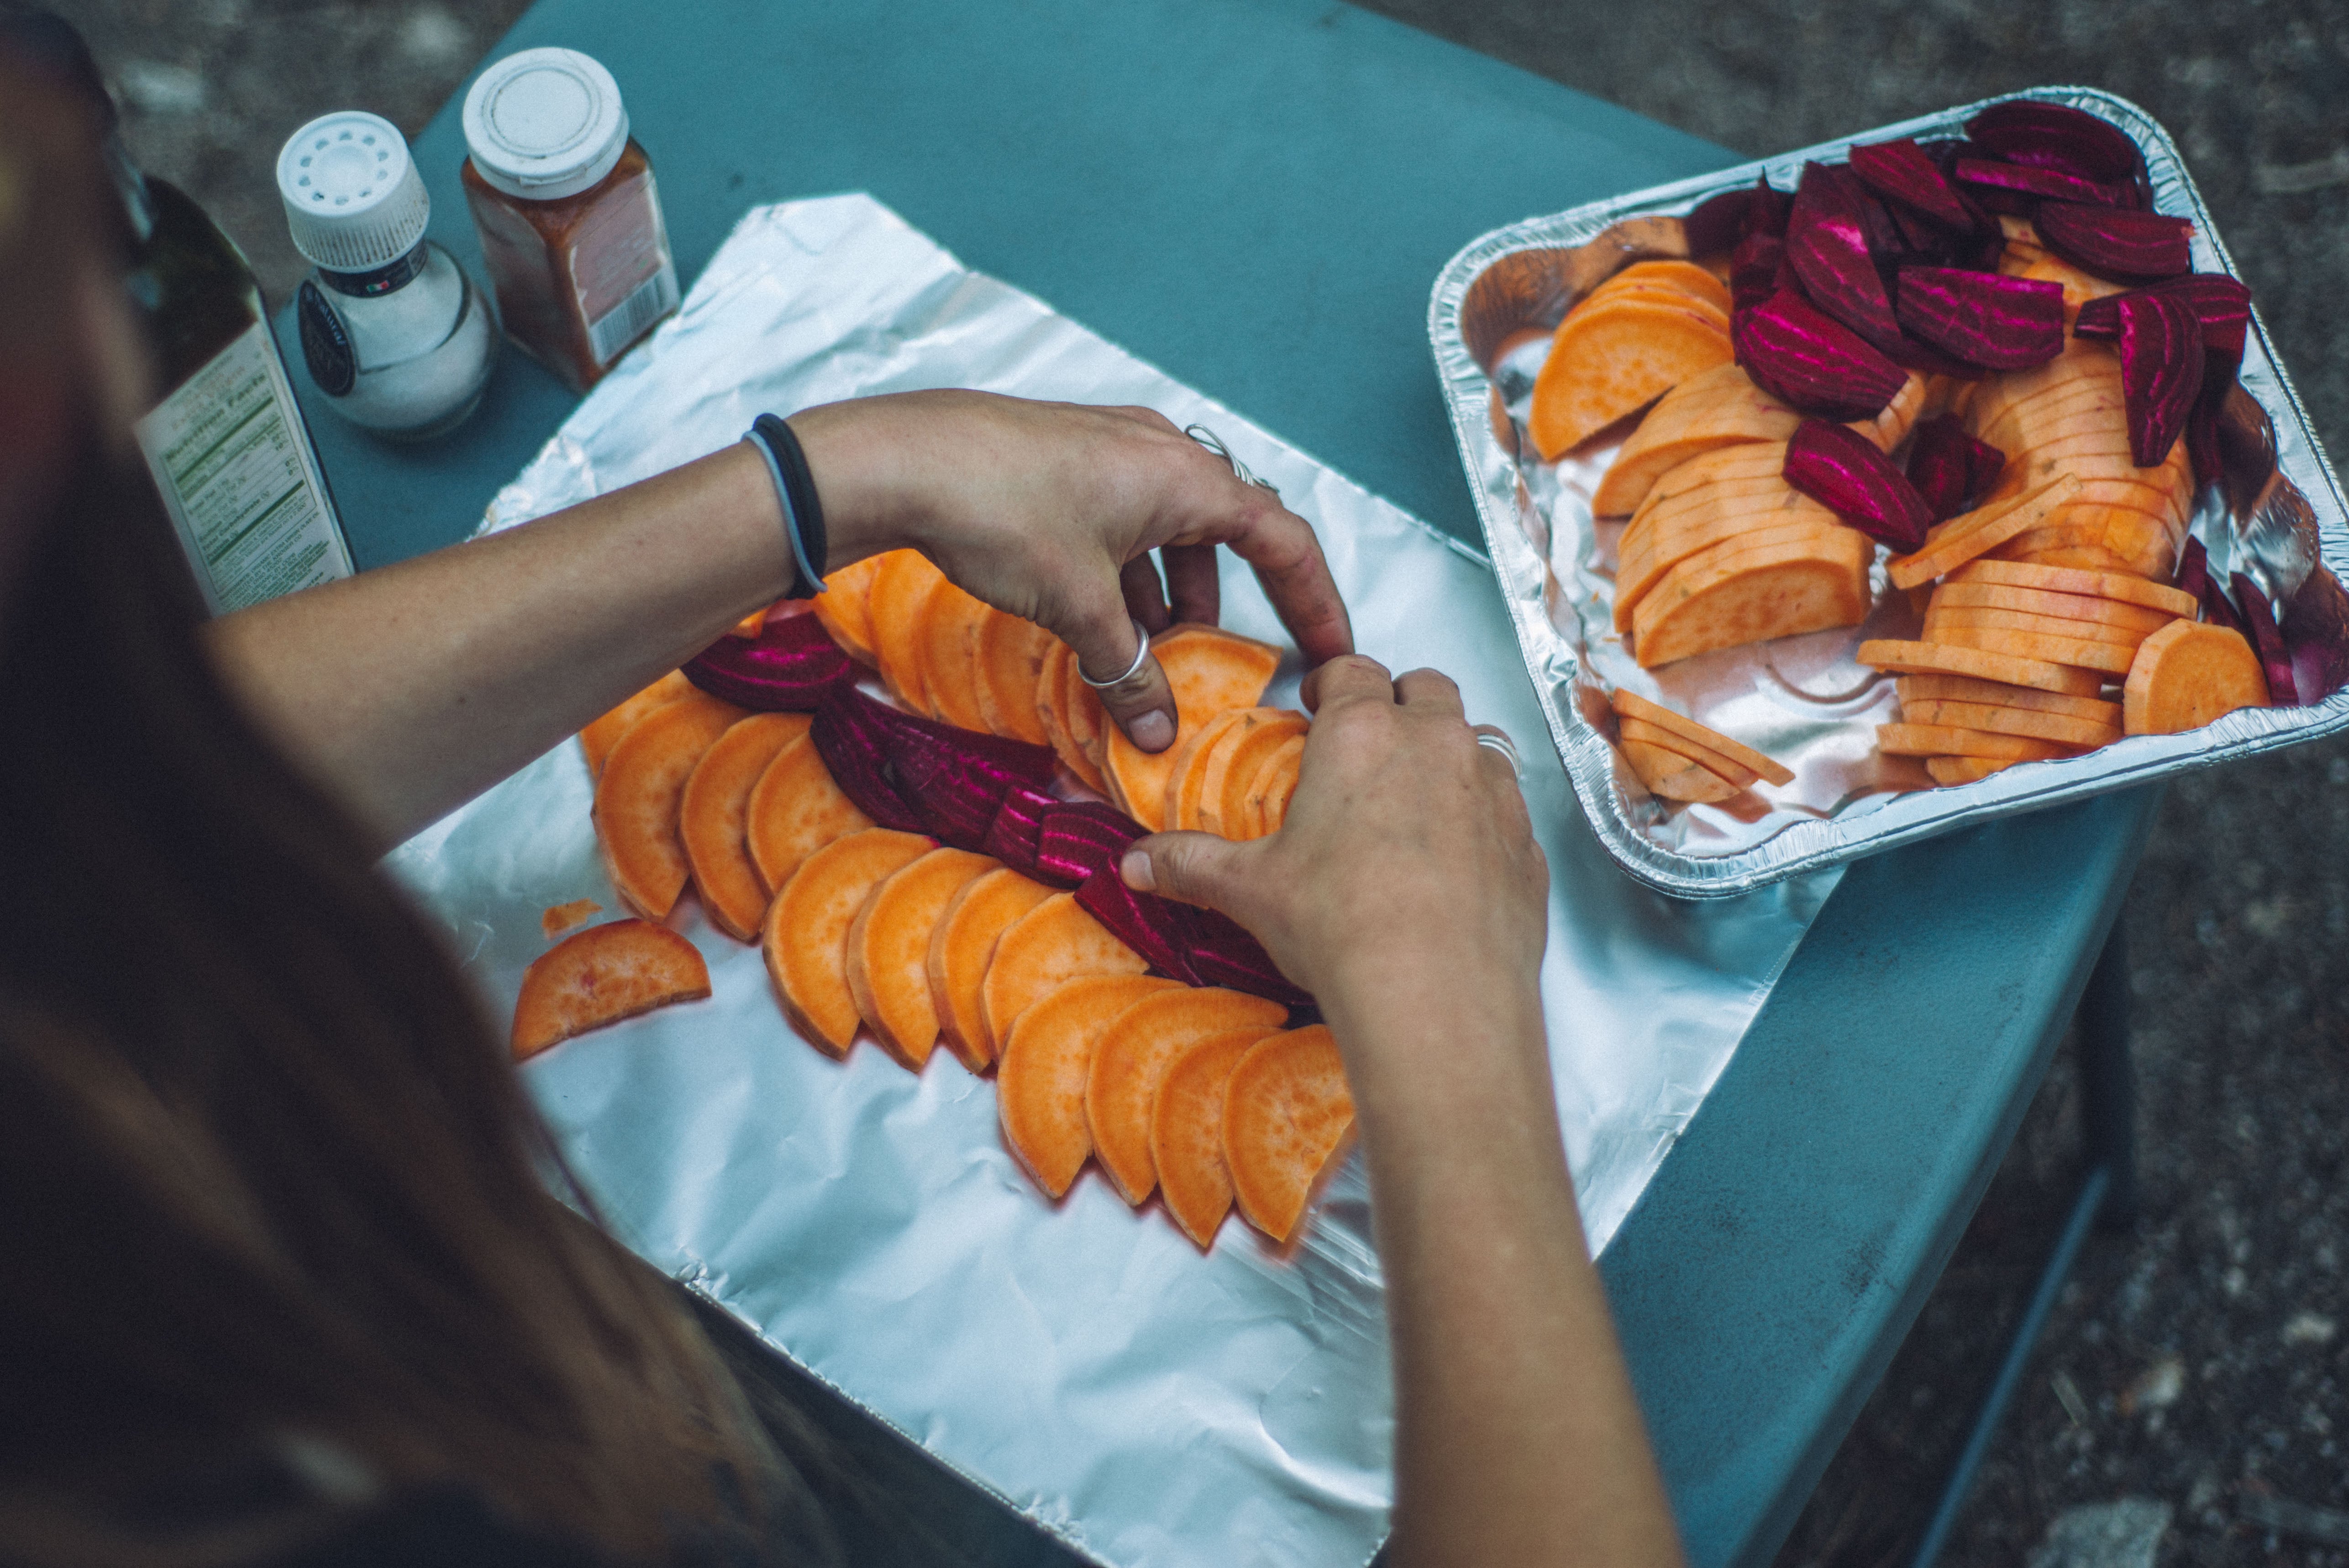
xmin=747 ymin=413 xmax=829 ymax=598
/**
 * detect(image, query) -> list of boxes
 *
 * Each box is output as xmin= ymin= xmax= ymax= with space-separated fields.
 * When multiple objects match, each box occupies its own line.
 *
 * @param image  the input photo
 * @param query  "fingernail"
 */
xmin=1130 ymin=710 xmax=1175 ymax=752
xmin=1120 ymin=849 xmax=1156 ymax=891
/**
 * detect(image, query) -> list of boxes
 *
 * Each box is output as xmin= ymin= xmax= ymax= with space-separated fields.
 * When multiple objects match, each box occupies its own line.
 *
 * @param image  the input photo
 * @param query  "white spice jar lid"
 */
xmin=276 ymin=111 xmax=429 ymax=273
xmin=462 ymin=47 xmax=631 ymax=202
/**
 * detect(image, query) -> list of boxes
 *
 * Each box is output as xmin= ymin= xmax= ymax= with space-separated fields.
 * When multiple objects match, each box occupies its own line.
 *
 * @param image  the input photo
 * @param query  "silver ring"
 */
xmin=1474 ymin=728 xmax=1523 ymax=781
xmin=1079 ymin=619 xmax=1154 ymax=690
xmin=1184 ymin=423 xmax=1281 ymax=499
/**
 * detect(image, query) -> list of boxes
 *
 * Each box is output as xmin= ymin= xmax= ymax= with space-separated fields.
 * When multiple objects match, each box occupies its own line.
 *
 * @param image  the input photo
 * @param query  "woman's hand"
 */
xmin=792 ymin=391 xmax=1353 ymax=751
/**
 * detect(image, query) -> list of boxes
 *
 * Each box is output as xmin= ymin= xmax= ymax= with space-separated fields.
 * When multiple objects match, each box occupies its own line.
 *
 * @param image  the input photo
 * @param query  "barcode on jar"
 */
xmin=586 ymin=259 xmax=681 ymax=367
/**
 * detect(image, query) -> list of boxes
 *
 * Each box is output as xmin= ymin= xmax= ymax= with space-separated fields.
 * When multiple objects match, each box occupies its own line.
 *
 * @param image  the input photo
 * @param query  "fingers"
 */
xmin=1119 ymin=555 xmax=1172 ymax=635
xmin=1160 ymin=543 xmax=1221 ymax=627
xmin=1121 ymin=828 xmax=1264 ymax=923
xmin=1068 ymin=614 xmax=1180 ymax=754
xmin=1224 ymin=499 xmax=1354 ymax=668
xmin=1299 ymin=653 xmax=1397 ymax=714
xmin=1394 ymin=667 xmax=1465 ymax=716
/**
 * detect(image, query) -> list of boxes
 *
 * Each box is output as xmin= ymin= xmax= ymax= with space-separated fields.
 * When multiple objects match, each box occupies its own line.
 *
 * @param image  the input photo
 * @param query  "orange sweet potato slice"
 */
xmin=764 ymin=828 xmax=935 ymax=1057
xmin=1969 ymin=548 xmax=2193 ymax=603
xmin=1620 ymin=738 xmax=1740 ymax=802
xmin=1924 ymin=603 xmax=2149 ymax=650
xmin=1162 ymin=707 xmax=1259 ymax=832
xmin=1225 ymin=1024 xmax=1356 ymax=1245
xmin=1034 ymin=641 xmax=1083 ymax=777
xmin=1894 ymin=673 xmax=2123 ymax=725
xmin=916 ymin=577 xmax=996 ymax=734
xmin=540 ymin=899 xmax=602 ymax=940
xmin=1607 ymin=258 xmax=1735 ymax=315
xmin=979 ymin=892 xmax=1148 ymax=1052
xmin=1608 ymin=688 xmax=1793 ymax=785
xmin=1064 ymin=648 xmax=1111 ymax=782
xmin=1876 ymin=723 xmax=2083 ymax=762
xmin=1900 ymin=697 xmax=2120 ymax=749
xmin=512 ymin=918 xmax=712 ymax=1060
xmin=1618 ymin=511 xmax=1848 ymax=632
xmin=998 ymin=974 xmax=1183 ymax=1198
xmin=1857 ymin=639 xmax=2105 ymax=697
xmin=1245 ymin=734 xmax=1306 ymax=837
xmin=1617 ymin=715 xmax=1760 ymax=787
xmin=679 ymin=712 xmax=814 ymax=942
xmin=1103 ymin=624 xmax=1283 ymax=831
xmin=928 ymin=866 xmax=1059 ymax=1071
xmin=2123 ymin=620 xmax=2269 ymax=735
xmin=1925 ymin=755 xmax=2018 ymax=786
xmin=1151 ymin=1027 xmax=1276 ymax=1248
xmin=1631 ymin=530 xmax=1871 ymax=668
xmin=1529 ymin=296 xmax=1733 ymax=460
xmin=1086 ymin=987 xmax=1289 ymax=1206
xmin=1204 ymin=711 xmax=1309 ymax=836
xmin=1886 ymin=474 xmax=2081 ymax=590
xmin=810 ymin=552 xmax=893 ymax=666
xmin=974 ymin=609 xmax=1057 ymax=745
xmin=745 ymin=733 xmax=876 ymax=893
xmin=578 ymin=670 xmax=693 ymax=781
xmin=1926 ymin=624 xmax=2136 ymax=676
xmin=1591 ymin=365 xmax=1804 ymax=516
xmin=844 ymin=846 xmax=997 ymax=1070
xmin=594 ymin=689 xmax=749 ymax=921
xmin=867 ymin=551 xmax=948 ymax=716
xmin=1929 ymin=581 xmax=2179 ymax=633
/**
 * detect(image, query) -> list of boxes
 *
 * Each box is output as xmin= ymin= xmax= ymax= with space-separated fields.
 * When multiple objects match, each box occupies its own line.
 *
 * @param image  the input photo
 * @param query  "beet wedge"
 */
xmin=2112 ymin=289 xmax=2205 ymax=467
xmin=2034 ymin=202 xmax=2193 ymax=283
xmin=1733 ymin=289 xmax=1908 ymax=421
xmin=1894 ymin=267 xmax=2064 ymax=372
xmin=1906 ymin=416 xmax=2007 ymax=521
xmin=684 ymin=613 xmax=857 ymax=711
xmin=1966 ymin=100 xmax=2146 ymax=190
xmin=1782 ymin=418 xmax=1933 ymax=551
xmin=1847 ymin=136 xmax=1981 ymax=234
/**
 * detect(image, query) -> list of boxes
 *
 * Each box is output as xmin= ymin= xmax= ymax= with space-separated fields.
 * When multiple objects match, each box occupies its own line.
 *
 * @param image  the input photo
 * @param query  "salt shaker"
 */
xmin=277 ymin=111 xmax=496 ymax=441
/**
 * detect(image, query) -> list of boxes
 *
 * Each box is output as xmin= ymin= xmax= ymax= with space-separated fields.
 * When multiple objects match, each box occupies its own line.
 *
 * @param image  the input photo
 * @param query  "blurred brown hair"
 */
xmin=0 ymin=53 xmax=829 ymax=1568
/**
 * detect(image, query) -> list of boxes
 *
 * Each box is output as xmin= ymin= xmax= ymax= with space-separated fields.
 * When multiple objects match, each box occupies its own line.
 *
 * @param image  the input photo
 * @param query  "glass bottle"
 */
xmin=460 ymin=47 xmax=679 ymax=393
xmin=278 ymin=111 xmax=496 ymax=441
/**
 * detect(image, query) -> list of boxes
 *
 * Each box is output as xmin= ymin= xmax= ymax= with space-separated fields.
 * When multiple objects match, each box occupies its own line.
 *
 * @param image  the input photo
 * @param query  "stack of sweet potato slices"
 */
xmin=1608 ymin=688 xmax=1794 ymax=804
xmin=1528 ymin=261 xmax=1737 ymax=462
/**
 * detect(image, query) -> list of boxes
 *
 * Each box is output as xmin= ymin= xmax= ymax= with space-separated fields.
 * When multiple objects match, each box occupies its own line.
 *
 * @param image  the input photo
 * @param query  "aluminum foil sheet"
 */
xmin=388 ymin=194 xmax=1838 ymax=1568
xmin=1429 ymin=89 xmax=2349 ymax=898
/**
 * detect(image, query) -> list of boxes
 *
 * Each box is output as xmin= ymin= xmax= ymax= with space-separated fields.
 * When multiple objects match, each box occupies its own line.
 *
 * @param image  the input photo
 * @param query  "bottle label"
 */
xmin=136 ymin=319 xmax=353 ymax=614
xmin=297 ymin=281 xmax=357 ymax=396
xmin=584 ymin=257 xmax=678 ymax=368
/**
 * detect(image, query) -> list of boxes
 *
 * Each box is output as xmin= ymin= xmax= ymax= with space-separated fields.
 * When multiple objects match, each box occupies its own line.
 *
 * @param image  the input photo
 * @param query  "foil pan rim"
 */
xmin=1427 ymin=86 xmax=2349 ymax=900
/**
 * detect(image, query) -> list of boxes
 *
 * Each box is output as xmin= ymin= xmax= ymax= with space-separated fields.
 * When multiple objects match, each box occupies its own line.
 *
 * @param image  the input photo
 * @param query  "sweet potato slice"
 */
xmin=746 ymin=733 xmax=875 ymax=893
xmin=578 ymin=670 xmax=693 ymax=782
xmin=1591 ymin=365 xmax=1799 ymax=516
xmin=1161 ymin=707 xmax=1257 ymax=832
xmin=1894 ymin=674 xmax=2123 ymax=726
xmin=810 ymin=552 xmax=893 ymax=666
xmin=1033 ymin=641 xmax=1086 ymax=784
xmin=1244 ymin=733 xmax=1306 ymax=838
xmin=1857 ymin=639 xmax=2105 ymax=697
xmin=974 ymin=609 xmax=1057 ymax=745
xmin=2123 ymin=620 xmax=2269 ymax=735
xmin=1629 ymin=441 xmax=1800 ymax=524
xmin=1925 ymin=755 xmax=2018 ymax=786
xmin=1930 ymin=581 xmax=2179 ymax=634
xmin=764 ymin=828 xmax=935 ymax=1057
xmin=1618 ymin=511 xmax=1848 ymax=631
xmin=1102 ymin=625 xmax=1282 ymax=831
xmin=680 ymin=712 xmax=815 ymax=942
xmin=844 ymin=846 xmax=997 ymax=1070
xmin=1886 ymin=474 xmax=2081 ymax=590
xmin=1225 ymin=1024 xmax=1356 ymax=1245
xmin=1617 ymin=715 xmax=1761 ymax=787
xmin=1901 ymin=697 xmax=2120 ymax=749
xmin=979 ymin=892 xmax=1148 ymax=1052
xmin=1876 ymin=723 xmax=2082 ymax=761
xmin=1152 ymin=1027 xmax=1276 ymax=1247
xmin=1529 ymin=296 xmax=1734 ymax=460
xmin=998 ymin=974 xmax=1183 ymax=1198
xmin=1924 ymin=604 xmax=2149 ymax=649
xmin=927 ymin=866 xmax=1057 ymax=1071
xmin=512 ymin=918 xmax=712 ymax=1060
xmin=1927 ymin=624 xmax=2135 ymax=676
xmin=867 ymin=551 xmax=948 ymax=716
xmin=594 ymin=690 xmax=749 ymax=921
xmin=1631 ymin=530 xmax=1871 ymax=668
xmin=1620 ymin=738 xmax=1740 ymax=802
xmin=1608 ymin=258 xmax=1735 ymax=315
xmin=1086 ymin=987 xmax=1288 ymax=1206
xmin=1204 ymin=710 xmax=1309 ymax=836
xmin=1609 ymin=689 xmax=1794 ymax=785
xmin=916 ymin=577 xmax=996 ymax=734
xmin=541 ymin=899 xmax=602 ymax=940
xmin=1059 ymin=645 xmax=1112 ymax=794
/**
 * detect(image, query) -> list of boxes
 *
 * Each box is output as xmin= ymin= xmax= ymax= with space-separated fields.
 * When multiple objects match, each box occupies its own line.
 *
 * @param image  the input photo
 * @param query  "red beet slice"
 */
xmin=1730 ymin=227 xmax=1787 ymax=314
xmin=2284 ymin=568 xmax=2349 ymax=706
xmin=1781 ymin=418 xmax=1932 ymax=551
xmin=1785 ymin=162 xmax=1907 ymax=354
xmin=1966 ymin=101 xmax=2146 ymax=189
xmin=1952 ymin=157 xmax=2138 ymax=211
xmin=683 ymin=613 xmax=857 ymax=710
xmin=1905 ymin=415 xmax=2007 ymax=521
xmin=1894 ymin=266 xmax=2065 ymax=371
xmin=2113 ymin=290 xmax=2205 ymax=467
xmin=1181 ymin=903 xmax=1314 ymax=1009
xmin=1034 ymin=802 xmax=1146 ymax=887
xmin=2174 ymin=536 xmax=2212 ymax=610
xmin=2197 ymin=569 xmax=2245 ymax=638
xmin=1682 ymin=186 xmax=1755 ymax=258
xmin=2230 ymin=572 xmax=2299 ymax=705
xmin=809 ymin=692 xmax=931 ymax=836
xmin=2034 ymin=202 xmax=2194 ymax=283
xmin=1733 ymin=288 xmax=1908 ymax=421
xmin=1075 ymin=869 xmax=1200 ymax=984
xmin=2072 ymin=274 xmax=2251 ymax=359
xmin=1848 ymin=137 xmax=1980 ymax=233
xmin=980 ymin=784 xmax=1058 ymax=876
xmin=1747 ymin=172 xmax=1792 ymax=238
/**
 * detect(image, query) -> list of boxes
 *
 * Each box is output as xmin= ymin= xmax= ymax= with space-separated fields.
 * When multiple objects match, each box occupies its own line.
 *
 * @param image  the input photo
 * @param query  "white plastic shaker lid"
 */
xmin=462 ymin=47 xmax=631 ymax=201
xmin=276 ymin=111 xmax=429 ymax=273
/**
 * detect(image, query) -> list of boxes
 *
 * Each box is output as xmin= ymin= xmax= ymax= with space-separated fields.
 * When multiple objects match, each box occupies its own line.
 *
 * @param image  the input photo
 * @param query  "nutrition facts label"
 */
xmin=136 ymin=319 xmax=352 ymax=614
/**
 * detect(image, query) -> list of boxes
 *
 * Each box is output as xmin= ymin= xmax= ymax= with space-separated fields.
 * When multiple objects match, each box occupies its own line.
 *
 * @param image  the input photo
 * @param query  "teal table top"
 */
xmin=284 ymin=1 xmax=2152 ymax=1561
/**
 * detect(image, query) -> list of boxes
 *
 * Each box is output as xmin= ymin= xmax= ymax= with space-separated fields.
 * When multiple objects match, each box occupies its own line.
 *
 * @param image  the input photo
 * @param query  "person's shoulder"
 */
xmin=260 ymin=1486 xmax=626 ymax=1568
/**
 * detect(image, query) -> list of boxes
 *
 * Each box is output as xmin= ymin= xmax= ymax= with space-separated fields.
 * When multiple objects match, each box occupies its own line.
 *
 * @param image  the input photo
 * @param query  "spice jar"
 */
xmin=278 ymin=112 xmax=497 ymax=441
xmin=460 ymin=48 xmax=679 ymax=392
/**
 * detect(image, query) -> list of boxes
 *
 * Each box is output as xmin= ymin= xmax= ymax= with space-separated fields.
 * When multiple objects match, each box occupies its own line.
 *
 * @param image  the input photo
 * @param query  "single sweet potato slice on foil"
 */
xmin=867 ymin=551 xmax=948 ymax=716
xmin=1876 ymin=722 xmax=2084 ymax=761
xmin=578 ymin=670 xmax=694 ymax=782
xmin=1929 ymin=624 xmax=2138 ymax=676
xmin=1899 ymin=697 xmax=2121 ymax=750
xmin=1152 ymin=1026 xmax=1275 ymax=1248
xmin=1858 ymin=638 xmax=2106 ymax=697
xmin=512 ymin=918 xmax=712 ymax=1060
xmin=2123 ymin=620 xmax=2268 ymax=734
xmin=595 ymin=689 xmax=750 ymax=921
xmin=745 ymin=732 xmax=876 ymax=894
xmin=846 ymin=846 xmax=997 ymax=1071
xmin=928 ymin=865 xmax=1057 ymax=1071
xmin=1529 ymin=294 xmax=1734 ymax=459
xmin=1930 ymin=581 xmax=2178 ymax=635
xmin=979 ymin=892 xmax=1148 ymax=1053
xmin=1887 ymin=474 xmax=2081 ymax=591
xmin=998 ymin=973 xmax=1182 ymax=1198
xmin=1894 ymin=673 xmax=2123 ymax=726
xmin=1226 ymin=1025 xmax=1356 ymax=1246
xmin=765 ymin=828 xmax=935 ymax=1057
xmin=973 ymin=609 xmax=1057 ymax=746
xmin=681 ymin=712 xmax=814 ymax=942
xmin=1923 ymin=604 xmax=2150 ymax=650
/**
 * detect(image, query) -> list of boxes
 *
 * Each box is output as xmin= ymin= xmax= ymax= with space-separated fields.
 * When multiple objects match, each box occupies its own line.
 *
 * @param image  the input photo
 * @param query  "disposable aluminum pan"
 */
xmin=1429 ymin=88 xmax=2349 ymax=898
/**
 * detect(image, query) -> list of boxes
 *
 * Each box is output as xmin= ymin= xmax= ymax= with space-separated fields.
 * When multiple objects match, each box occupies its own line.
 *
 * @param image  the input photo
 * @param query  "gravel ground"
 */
xmin=47 ymin=1 xmax=2349 ymax=1563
